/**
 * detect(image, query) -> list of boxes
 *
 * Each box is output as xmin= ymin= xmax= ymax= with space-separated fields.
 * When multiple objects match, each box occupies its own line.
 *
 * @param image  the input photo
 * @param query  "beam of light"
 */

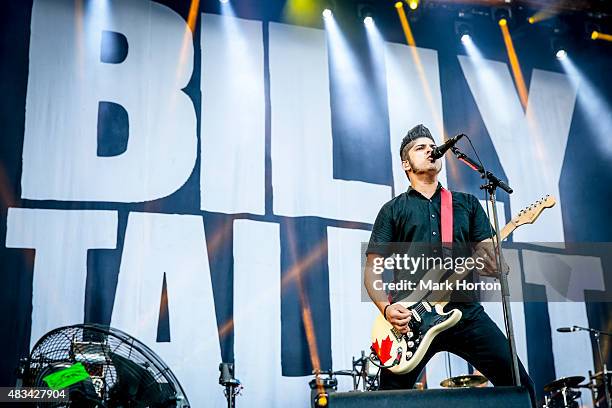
xmin=395 ymin=3 xmax=447 ymax=142
xmin=324 ymin=10 xmax=379 ymax=139
xmin=84 ymin=0 xmax=113 ymax=61
xmin=283 ymin=219 xmax=328 ymax=401
xmin=409 ymin=0 xmax=419 ymax=10
xmin=395 ymin=4 xmax=415 ymax=46
xmin=176 ymin=0 xmax=200 ymax=84
xmin=160 ymin=0 xmax=199 ymax=127
xmin=186 ymin=0 xmax=200 ymax=32
xmin=527 ymin=8 xmax=556 ymax=24
xmin=218 ymin=0 xmax=235 ymax=17
xmin=559 ymin=56 xmax=612 ymax=157
xmin=215 ymin=227 xmax=328 ymax=338
xmin=499 ymin=18 xmax=529 ymax=110
xmin=365 ymin=12 xmax=384 ymax=49
xmin=462 ymin=37 xmax=551 ymax=182
xmin=592 ymin=31 xmax=612 ymax=42
xmin=216 ymin=236 xmax=328 ymax=339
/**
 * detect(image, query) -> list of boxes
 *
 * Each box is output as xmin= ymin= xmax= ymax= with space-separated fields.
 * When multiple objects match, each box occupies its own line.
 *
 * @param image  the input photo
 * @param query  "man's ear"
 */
xmin=402 ymin=160 xmax=411 ymax=172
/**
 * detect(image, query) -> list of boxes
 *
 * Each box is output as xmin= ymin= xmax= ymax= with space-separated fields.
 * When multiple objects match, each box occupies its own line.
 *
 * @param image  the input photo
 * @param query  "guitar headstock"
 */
xmin=512 ymin=195 xmax=556 ymax=227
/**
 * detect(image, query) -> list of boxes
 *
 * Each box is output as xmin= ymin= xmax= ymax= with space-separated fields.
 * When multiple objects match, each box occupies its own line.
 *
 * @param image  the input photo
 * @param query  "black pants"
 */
xmin=379 ymin=304 xmax=537 ymax=408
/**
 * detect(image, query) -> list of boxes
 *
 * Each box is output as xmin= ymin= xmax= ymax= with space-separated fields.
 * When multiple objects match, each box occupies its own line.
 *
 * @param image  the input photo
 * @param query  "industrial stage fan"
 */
xmin=18 ymin=323 xmax=189 ymax=407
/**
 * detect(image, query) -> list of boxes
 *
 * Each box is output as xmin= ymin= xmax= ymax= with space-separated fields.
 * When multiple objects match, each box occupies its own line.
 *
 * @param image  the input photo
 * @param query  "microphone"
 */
xmin=430 ymin=133 xmax=465 ymax=160
xmin=557 ymin=326 xmax=578 ymax=333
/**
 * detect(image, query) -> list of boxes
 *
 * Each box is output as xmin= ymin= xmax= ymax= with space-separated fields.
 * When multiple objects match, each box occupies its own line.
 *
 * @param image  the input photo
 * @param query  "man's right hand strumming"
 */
xmin=385 ymin=303 xmax=412 ymax=334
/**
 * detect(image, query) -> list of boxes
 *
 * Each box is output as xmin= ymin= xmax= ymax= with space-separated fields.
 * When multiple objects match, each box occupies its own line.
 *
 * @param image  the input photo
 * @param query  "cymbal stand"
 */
xmin=574 ymin=326 xmax=612 ymax=408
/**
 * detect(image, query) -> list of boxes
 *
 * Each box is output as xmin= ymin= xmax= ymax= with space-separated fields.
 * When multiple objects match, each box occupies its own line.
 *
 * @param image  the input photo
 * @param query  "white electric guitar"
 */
xmin=369 ymin=194 xmax=556 ymax=374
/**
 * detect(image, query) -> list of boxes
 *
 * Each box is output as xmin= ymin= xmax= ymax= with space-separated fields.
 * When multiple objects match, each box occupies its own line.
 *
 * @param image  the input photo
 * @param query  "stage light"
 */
xmin=358 ymin=4 xmax=374 ymax=27
xmin=219 ymin=0 xmax=229 ymax=3
xmin=590 ymin=30 xmax=612 ymax=41
xmin=586 ymin=21 xmax=612 ymax=42
xmin=493 ymin=7 xmax=511 ymax=27
xmin=395 ymin=1 xmax=403 ymax=8
xmin=528 ymin=9 xmax=557 ymax=25
xmin=322 ymin=8 xmax=332 ymax=19
xmin=555 ymin=49 xmax=567 ymax=60
xmin=408 ymin=0 xmax=419 ymax=10
xmin=551 ymin=37 xmax=568 ymax=60
xmin=455 ymin=21 xmax=473 ymax=44
xmin=315 ymin=394 xmax=328 ymax=407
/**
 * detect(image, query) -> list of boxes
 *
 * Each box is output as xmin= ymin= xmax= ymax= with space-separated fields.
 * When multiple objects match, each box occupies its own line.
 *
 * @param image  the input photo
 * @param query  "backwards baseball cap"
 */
xmin=399 ymin=124 xmax=435 ymax=159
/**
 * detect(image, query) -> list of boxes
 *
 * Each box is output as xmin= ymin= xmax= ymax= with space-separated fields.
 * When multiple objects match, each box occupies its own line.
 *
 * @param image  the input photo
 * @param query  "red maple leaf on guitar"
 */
xmin=371 ymin=335 xmax=393 ymax=364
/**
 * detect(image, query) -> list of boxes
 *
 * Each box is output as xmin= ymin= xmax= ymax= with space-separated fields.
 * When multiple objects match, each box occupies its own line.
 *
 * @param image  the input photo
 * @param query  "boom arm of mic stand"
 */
xmin=573 ymin=326 xmax=612 ymax=336
xmin=449 ymin=145 xmax=520 ymax=387
xmin=450 ymin=147 xmax=513 ymax=194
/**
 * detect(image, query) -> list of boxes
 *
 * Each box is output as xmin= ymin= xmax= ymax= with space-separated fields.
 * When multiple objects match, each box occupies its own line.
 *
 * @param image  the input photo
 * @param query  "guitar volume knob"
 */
xmin=407 ymin=341 xmax=415 ymax=348
xmin=406 ymin=351 xmax=413 ymax=360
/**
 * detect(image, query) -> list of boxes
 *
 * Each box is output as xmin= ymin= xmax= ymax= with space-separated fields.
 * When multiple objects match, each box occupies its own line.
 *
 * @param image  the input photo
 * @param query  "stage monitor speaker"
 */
xmin=329 ymin=386 xmax=531 ymax=408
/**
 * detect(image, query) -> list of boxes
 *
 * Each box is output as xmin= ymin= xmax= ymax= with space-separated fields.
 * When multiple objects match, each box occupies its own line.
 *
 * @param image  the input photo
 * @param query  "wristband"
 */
xmin=383 ymin=304 xmax=391 ymax=321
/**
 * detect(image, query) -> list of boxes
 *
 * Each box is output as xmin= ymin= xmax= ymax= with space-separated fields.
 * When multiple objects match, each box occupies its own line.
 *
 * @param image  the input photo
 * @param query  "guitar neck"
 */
xmin=497 ymin=221 xmax=516 ymax=242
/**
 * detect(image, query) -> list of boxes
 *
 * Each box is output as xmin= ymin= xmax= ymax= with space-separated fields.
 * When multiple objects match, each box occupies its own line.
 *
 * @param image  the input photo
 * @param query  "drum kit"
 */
xmin=543 ymin=325 xmax=612 ymax=408
xmin=541 ymin=371 xmax=611 ymax=408
xmin=310 ymin=322 xmax=610 ymax=408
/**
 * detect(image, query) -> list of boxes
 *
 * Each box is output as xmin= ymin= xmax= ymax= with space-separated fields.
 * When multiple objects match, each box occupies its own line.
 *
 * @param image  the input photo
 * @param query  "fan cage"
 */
xmin=22 ymin=324 xmax=189 ymax=407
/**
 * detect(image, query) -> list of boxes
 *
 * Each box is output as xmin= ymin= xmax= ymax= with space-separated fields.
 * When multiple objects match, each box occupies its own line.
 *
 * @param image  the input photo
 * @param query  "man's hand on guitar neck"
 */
xmin=473 ymin=239 xmax=509 ymax=278
xmin=385 ymin=303 xmax=412 ymax=334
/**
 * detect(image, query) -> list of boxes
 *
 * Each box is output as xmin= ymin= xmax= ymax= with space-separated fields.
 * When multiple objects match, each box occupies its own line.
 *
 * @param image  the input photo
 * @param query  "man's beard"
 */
xmin=407 ymin=156 xmax=442 ymax=176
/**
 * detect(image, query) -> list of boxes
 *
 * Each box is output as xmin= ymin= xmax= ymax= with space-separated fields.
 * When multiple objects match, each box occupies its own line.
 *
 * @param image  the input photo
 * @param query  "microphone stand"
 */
xmin=449 ymin=146 xmax=521 ymax=387
xmin=571 ymin=326 xmax=611 ymax=407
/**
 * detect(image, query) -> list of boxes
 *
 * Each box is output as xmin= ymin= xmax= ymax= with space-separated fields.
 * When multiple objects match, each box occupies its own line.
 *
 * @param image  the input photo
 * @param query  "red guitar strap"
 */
xmin=440 ymin=187 xmax=453 ymax=250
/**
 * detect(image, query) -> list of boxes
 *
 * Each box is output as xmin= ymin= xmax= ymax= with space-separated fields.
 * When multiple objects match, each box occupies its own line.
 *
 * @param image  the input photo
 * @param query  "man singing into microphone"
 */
xmin=364 ymin=124 xmax=536 ymax=406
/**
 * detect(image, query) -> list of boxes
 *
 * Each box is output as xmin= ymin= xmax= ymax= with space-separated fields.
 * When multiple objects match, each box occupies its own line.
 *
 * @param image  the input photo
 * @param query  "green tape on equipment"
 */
xmin=43 ymin=362 xmax=90 ymax=390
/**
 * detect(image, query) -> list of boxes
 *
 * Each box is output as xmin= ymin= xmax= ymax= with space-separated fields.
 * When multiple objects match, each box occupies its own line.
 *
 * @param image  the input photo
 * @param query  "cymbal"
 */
xmin=440 ymin=374 xmax=488 ymax=388
xmin=544 ymin=376 xmax=585 ymax=393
